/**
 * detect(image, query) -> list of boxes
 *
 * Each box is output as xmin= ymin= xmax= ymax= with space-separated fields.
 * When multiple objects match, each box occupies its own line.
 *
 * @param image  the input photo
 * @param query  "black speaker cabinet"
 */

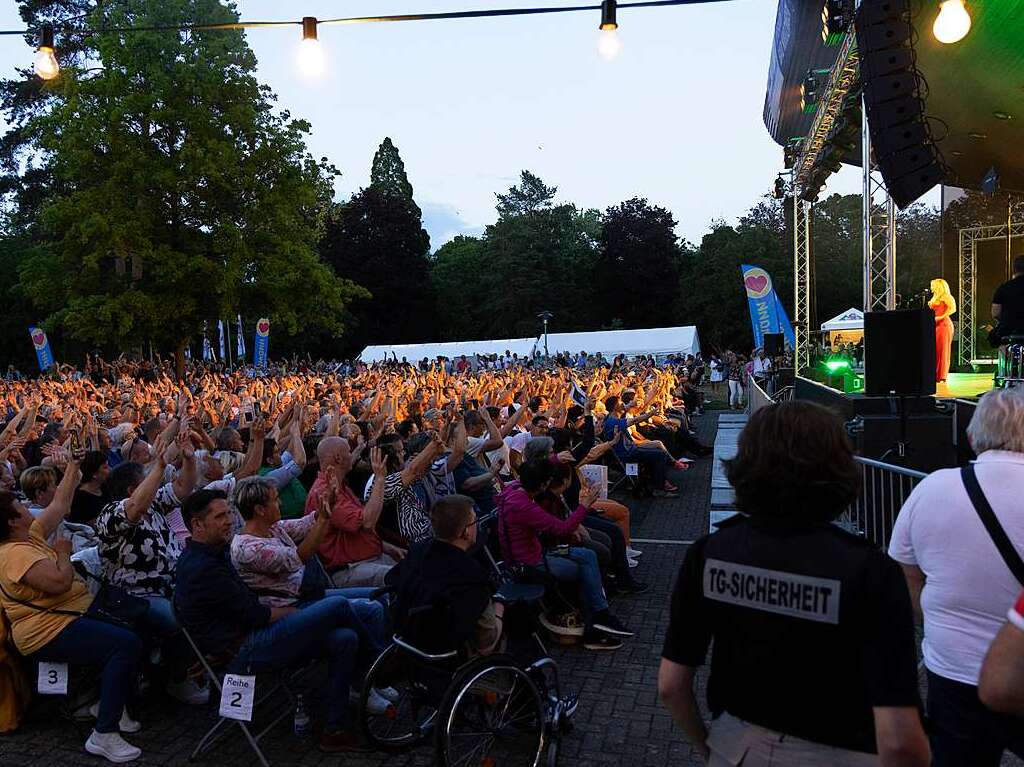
xmin=865 ymin=309 xmax=936 ymax=397
xmin=857 ymin=413 xmax=957 ymax=473
xmin=763 ymin=333 xmax=784 ymax=357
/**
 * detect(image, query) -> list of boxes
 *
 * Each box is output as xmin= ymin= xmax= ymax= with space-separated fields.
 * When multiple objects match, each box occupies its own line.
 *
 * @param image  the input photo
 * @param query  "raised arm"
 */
xmin=360 ymin=447 xmax=388 ymax=531
xmin=171 ymin=430 xmax=197 ymax=501
xmin=123 ymin=453 xmax=170 ymax=523
xmin=475 ymin=407 xmax=504 ymax=453
xmin=35 ymin=457 xmax=83 ymax=539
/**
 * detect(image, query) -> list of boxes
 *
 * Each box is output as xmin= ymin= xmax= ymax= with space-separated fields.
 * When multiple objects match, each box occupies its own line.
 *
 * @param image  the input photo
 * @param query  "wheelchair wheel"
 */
xmin=435 ymin=655 xmax=545 ymax=767
xmin=359 ymin=644 xmax=439 ymax=751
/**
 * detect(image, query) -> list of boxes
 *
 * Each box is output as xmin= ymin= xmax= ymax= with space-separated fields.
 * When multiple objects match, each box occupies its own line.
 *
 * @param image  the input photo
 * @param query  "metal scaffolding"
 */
xmin=862 ymin=113 xmax=897 ymax=313
xmin=957 ymin=197 xmax=1024 ymax=367
xmin=793 ymin=196 xmax=813 ymax=372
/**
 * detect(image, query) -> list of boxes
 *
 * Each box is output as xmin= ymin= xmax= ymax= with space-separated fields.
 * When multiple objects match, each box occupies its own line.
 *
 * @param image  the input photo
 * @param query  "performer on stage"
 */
xmin=992 ymin=255 xmax=1024 ymax=343
xmin=929 ymin=278 xmax=956 ymax=383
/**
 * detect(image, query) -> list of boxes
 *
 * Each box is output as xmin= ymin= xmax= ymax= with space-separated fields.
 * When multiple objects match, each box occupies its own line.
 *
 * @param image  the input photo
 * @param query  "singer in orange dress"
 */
xmin=929 ymin=278 xmax=956 ymax=383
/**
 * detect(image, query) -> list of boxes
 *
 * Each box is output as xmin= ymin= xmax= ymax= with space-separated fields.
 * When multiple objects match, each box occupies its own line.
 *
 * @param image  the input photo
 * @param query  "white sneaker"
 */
xmin=87 ymin=702 xmax=142 ymax=734
xmin=365 ymin=687 xmax=396 ymax=716
xmin=627 ymin=558 xmax=639 ymax=569
xmin=166 ymin=678 xmax=210 ymax=706
xmin=625 ymin=547 xmax=643 ymax=558
xmin=84 ymin=730 xmax=142 ymax=763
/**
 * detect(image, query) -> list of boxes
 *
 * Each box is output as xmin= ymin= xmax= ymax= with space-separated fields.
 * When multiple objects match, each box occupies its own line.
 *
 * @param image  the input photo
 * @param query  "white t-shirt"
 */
xmin=888 ymin=450 xmax=1024 ymax=685
xmin=506 ymin=430 xmax=531 ymax=457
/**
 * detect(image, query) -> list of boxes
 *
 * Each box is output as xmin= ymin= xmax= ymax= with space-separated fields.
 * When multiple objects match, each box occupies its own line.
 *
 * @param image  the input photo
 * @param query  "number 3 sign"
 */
xmin=219 ymin=674 xmax=256 ymax=721
xmin=37 ymin=662 xmax=68 ymax=695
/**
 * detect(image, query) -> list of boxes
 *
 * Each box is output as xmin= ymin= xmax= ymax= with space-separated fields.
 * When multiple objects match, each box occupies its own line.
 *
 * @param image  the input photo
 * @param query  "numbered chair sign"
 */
xmin=219 ymin=674 xmax=256 ymax=721
xmin=37 ymin=662 xmax=68 ymax=695
xmin=625 ymin=463 xmax=639 ymax=477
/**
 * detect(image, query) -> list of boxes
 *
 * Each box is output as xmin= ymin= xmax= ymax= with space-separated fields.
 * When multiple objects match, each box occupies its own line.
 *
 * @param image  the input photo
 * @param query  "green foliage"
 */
xmin=495 ymin=171 xmax=557 ymax=219
xmin=321 ymin=187 xmax=433 ymax=351
xmin=370 ymin=137 xmax=418 ymax=217
xmin=3 ymin=0 xmax=362 ymax=373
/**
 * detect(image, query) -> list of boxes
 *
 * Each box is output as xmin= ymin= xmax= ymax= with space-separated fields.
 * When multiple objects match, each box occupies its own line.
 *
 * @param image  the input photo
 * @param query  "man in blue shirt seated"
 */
xmin=601 ymin=396 xmax=681 ymax=497
xmin=173 ymin=489 xmax=384 ymax=753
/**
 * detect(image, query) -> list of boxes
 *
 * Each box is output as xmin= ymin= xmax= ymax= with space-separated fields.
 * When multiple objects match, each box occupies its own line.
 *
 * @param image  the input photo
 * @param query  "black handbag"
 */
xmin=0 ymin=578 xmax=149 ymax=633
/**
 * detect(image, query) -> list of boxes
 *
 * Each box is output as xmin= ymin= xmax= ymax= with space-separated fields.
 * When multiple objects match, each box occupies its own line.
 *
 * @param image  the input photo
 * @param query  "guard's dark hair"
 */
xmin=181 ymin=489 xmax=228 ymax=532
xmin=724 ymin=401 xmax=859 ymax=522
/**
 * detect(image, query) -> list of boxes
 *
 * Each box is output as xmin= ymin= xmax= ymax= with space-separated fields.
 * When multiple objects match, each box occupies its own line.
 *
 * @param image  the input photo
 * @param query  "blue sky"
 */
xmin=0 ymin=0 xmax=875 ymax=249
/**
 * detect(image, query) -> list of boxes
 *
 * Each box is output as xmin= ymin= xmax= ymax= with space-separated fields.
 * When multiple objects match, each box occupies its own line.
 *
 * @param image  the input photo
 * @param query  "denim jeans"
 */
xmin=619 ymin=448 xmax=668 ymax=487
xmin=229 ymin=596 xmax=384 ymax=729
xmin=142 ymin=595 xmax=192 ymax=680
xmin=541 ymin=547 xmax=608 ymax=628
xmin=30 ymin=617 xmax=143 ymax=734
xmin=927 ymin=670 xmax=1024 ymax=767
xmin=583 ymin=514 xmax=632 ymax=581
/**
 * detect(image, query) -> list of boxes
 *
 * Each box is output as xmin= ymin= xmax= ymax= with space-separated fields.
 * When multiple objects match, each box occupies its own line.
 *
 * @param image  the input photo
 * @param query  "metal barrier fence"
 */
xmin=745 ymin=376 xmax=927 ymax=550
xmin=843 ymin=457 xmax=927 ymax=550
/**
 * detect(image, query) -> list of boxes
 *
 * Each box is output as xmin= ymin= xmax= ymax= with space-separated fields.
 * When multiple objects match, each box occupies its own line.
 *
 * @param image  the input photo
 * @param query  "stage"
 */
xmin=935 ymin=373 xmax=995 ymax=400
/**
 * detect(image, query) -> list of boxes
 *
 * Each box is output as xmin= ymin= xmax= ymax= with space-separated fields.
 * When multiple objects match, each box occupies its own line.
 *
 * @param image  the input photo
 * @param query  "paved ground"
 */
xmin=0 ymin=414 xmax=718 ymax=767
xmin=3 ymin=411 xmax=1019 ymax=767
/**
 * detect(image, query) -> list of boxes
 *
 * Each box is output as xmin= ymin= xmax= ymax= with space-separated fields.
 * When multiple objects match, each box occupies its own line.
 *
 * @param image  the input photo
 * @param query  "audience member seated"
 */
xmin=602 ymin=396 xmax=681 ymax=496
xmin=497 ymin=458 xmax=632 ymax=651
xmin=174 ymin=489 xmax=385 ymax=753
xmin=306 ymin=439 xmax=406 ymax=587
xmin=367 ymin=430 xmax=449 ymax=545
xmin=70 ymin=450 xmax=110 ymax=525
xmin=0 ymin=461 xmax=145 ymax=764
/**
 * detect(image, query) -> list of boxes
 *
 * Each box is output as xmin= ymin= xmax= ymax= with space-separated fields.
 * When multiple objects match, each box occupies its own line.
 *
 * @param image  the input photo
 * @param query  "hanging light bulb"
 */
xmin=933 ymin=0 xmax=971 ymax=44
xmin=597 ymin=0 xmax=622 ymax=61
xmin=297 ymin=16 xmax=326 ymax=77
xmin=33 ymin=24 xmax=59 ymax=80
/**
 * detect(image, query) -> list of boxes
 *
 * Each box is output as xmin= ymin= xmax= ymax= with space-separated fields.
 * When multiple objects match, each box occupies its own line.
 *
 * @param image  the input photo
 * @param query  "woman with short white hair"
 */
xmin=889 ymin=388 xmax=1024 ymax=766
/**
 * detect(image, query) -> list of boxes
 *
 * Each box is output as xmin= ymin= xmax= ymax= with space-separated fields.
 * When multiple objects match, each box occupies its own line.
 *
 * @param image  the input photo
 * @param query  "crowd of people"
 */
xmin=0 ymin=351 xmax=711 ymax=761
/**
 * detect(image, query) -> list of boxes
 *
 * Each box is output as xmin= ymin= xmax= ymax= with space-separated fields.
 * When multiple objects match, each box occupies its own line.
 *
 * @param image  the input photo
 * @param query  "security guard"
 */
xmin=657 ymin=401 xmax=930 ymax=767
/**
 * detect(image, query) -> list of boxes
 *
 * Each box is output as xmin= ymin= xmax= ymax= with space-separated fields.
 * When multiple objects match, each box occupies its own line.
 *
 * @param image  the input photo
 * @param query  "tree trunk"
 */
xmin=175 ymin=341 xmax=186 ymax=381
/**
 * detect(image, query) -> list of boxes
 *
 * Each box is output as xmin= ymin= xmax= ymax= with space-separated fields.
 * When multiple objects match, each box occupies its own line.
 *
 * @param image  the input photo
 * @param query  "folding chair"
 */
xmin=604 ymin=450 xmax=642 ymax=496
xmin=174 ymin=609 xmax=310 ymax=767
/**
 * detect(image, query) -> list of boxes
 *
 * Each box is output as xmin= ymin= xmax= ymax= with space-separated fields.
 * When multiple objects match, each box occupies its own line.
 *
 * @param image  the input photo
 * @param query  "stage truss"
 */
xmin=793 ymin=197 xmax=813 ymax=372
xmin=788 ymin=19 xmax=897 ymax=369
xmin=958 ymin=197 xmax=1024 ymax=367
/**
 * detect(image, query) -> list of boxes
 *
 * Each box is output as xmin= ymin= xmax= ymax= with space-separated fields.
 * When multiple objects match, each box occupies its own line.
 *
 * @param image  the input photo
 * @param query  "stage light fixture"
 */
xmin=821 ymin=0 xmax=850 ymax=48
xmin=932 ymin=0 xmax=971 ymax=44
xmin=297 ymin=16 xmax=326 ymax=77
xmin=800 ymin=72 xmax=819 ymax=114
xmin=33 ymin=24 xmax=59 ymax=80
xmin=824 ymin=358 xmax=851 ymax=374
xmin=784 ymin=139 xmax=802 ymax=169
xmin=773 ymin=175 xmax=787 ymax=199
xmin=597 ymin=0 xmax=622 ymax=61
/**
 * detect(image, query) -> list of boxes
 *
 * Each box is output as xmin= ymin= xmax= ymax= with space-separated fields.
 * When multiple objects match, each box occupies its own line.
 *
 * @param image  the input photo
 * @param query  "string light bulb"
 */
xmin=932 ymin=0 xmax=971 ymax=44
xmin=33 ymin=24 xmax=59 ymax=80
xmin=297 ymin=16 xmax=326 ymax=77
xmin=597 ymin=0 xmax=622 ymax=61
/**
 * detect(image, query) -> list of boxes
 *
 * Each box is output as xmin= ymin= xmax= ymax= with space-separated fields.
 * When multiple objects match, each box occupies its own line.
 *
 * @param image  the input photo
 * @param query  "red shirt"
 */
xmin=1010 ymin=590 xmax=1024 ymax=632
xmin=305 ymin=471 xmax=382 ymax=569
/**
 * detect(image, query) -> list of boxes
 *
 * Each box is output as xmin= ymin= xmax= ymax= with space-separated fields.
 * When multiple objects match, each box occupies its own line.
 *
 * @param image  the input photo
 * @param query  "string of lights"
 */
xmin=9 ymin=0 xmax=734 ymax=78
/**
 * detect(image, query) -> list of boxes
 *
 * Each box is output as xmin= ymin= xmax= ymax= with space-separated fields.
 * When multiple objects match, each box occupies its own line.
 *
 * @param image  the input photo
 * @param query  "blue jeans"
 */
xmin=30 ymin=617 xmax=143 ymax=733
xmin=541 ymin=547 xmax=608 ymax=628
xmin=229 ymin=596 xmax=384 ymax=729
xmin=142 ymin=595 xmax=192 ymax=681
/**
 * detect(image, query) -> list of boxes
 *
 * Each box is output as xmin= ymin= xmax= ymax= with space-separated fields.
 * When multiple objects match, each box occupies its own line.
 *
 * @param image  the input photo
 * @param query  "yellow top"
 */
xmin=0 ymin=520 xmax=93 ymax=656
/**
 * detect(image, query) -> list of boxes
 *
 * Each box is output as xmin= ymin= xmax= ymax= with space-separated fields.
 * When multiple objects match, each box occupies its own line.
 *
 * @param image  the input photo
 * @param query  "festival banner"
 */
xmin=218 ymin=320 xmax=227 ymax=362
xmin=203 ymin=321 xmax=214 ymax=362
xmin=236 ymin=315 xmax=246 ymax=359
xmin=28 ymin=326 xmax=54 ymax=372
xmin=740 ymin=265 xmax=796 ymax=350
xmin=253 ymin=318 xmax=270 ymax=368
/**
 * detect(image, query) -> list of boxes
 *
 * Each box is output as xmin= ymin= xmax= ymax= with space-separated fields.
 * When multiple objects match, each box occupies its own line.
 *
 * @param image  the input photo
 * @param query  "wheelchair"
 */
xmin=358 ymin=516 xmax=576 ymax=767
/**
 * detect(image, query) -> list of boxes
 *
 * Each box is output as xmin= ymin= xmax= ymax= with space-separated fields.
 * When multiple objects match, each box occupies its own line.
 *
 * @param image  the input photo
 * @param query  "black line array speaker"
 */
xmin=864 ymin=309 xmax=936 ymax=397
xmin=763 ymin=333 xmax=784 ymax=357
xmin=856 ymin=0 xmax=946 ymax=208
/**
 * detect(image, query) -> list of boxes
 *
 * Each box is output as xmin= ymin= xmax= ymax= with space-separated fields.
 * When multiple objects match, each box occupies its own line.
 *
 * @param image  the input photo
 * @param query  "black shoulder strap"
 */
xmin=962 ymin=464 xmax=1024 ymax=586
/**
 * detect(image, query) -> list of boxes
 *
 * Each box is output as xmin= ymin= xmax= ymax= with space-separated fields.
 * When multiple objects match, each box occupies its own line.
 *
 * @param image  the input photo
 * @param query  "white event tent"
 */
xmin=820 ymin=308 xmax=865 ymax=343
xmin=359 ymin=325 xmax=701 ymax=363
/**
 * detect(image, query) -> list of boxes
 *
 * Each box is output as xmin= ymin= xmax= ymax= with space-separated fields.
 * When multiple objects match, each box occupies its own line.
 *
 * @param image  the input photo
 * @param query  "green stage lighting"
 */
xmin=824 ymin=359 xmax=851 ymax=374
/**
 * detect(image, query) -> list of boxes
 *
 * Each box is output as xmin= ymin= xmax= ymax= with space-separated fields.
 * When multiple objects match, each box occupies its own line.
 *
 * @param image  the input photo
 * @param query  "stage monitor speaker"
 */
xmin=864 ymin=309 xmax=936 ymax=397
xmin=763 ymin=333 xmax=784 ymax=357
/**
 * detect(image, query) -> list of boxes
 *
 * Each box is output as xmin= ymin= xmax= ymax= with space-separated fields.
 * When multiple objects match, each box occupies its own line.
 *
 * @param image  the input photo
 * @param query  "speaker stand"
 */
xmin=879 ymin=395 xmax=911 ymax=463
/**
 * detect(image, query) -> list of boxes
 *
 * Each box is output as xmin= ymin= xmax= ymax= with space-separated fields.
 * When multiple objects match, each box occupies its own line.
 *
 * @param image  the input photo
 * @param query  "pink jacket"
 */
xmin=497 ymin=482 xmax=588 ymax=567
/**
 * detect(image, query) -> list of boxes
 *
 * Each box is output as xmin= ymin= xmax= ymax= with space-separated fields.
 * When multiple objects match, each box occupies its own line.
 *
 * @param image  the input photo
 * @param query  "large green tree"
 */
xmin=321 ymin=187 xmax=434 ymax=351
xmin=3 ymin=0 xmax=364 ymax=374
xmin=370 ymin=136 xmax=419 ymax=217
xmin=431 ymin=235 xmax=492 ymax=340
xmin=597 ymin=197 xmax=681 ymax=328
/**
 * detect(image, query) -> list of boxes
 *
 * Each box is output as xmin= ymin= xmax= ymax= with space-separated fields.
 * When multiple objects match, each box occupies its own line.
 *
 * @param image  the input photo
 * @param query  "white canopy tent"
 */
xmin=820 ymin=308 xmax=864 ymax=332
xmin=358 ymin=325 xmax=701 ymax=363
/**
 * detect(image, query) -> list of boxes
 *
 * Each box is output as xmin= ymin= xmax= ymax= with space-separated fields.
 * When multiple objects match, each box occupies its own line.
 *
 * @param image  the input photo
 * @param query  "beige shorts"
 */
xmin=707 ymin=712 xmax=880 ymax=767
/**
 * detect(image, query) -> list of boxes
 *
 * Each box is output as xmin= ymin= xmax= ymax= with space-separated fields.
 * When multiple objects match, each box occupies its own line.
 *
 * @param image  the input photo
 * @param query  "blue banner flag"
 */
xmin=28 ymin=326 xmax=54 ymax=372
xmin=236 ymin=315 xmax=246 ymax=359
xmin=253 ymin=318 xmax=270 ymax=367
xmin=741 ymin=265 xmax=796 ymax=350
